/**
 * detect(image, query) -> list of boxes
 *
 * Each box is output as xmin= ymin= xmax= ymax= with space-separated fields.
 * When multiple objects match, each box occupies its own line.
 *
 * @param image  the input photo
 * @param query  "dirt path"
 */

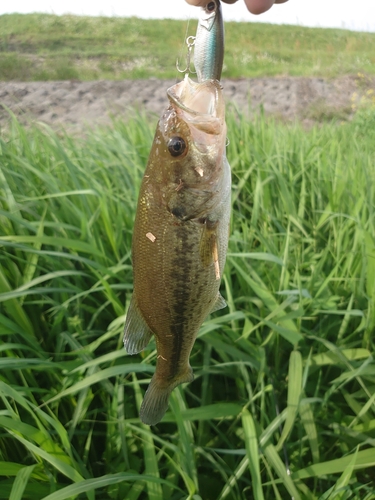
xmin=1 ymin=75 xmax=373 ymax=131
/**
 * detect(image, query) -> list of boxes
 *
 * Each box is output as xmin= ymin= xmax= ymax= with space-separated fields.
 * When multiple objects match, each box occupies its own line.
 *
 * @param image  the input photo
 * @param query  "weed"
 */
xmin=0 ymin=54 xmax=33 ymax=80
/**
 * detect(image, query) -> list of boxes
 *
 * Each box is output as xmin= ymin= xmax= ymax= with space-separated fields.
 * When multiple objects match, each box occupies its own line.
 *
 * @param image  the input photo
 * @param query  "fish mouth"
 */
xmin=167 ymin=75 xmax=225 ymax=134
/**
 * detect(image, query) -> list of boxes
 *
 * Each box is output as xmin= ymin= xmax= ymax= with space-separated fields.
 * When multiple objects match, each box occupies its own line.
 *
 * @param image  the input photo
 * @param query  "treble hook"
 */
xmin=176 ymin=35 xmax=196 ymax=75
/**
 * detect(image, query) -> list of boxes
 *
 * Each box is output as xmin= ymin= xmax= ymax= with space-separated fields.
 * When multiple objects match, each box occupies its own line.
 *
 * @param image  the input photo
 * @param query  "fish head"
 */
xmin=151 ymin=75 xmax=227 ymax=220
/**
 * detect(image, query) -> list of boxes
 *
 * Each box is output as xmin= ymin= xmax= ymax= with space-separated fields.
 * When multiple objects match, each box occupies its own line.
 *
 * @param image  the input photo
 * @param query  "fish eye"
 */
xmin=206 ymin=1 xmax=216 ymax=12
xmin=167 ymin=136 xmax=187 ymax=157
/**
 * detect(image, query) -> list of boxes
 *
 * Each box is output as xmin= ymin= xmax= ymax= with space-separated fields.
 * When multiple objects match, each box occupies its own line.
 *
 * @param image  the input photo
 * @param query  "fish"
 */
xmin=123 ymin=74 xmax=231 ymax=426
xmin=194 ymin=0 xmax=224 ymax=82
xmin=123 ymin=0 xmax=229 ymax=426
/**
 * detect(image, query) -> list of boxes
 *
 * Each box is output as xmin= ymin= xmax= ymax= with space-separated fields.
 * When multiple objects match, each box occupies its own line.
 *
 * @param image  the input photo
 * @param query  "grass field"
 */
xmin=1 ymin=13 xmax=375 ymax=80
xmin=0 ymin=100 xmax=375 ymax=499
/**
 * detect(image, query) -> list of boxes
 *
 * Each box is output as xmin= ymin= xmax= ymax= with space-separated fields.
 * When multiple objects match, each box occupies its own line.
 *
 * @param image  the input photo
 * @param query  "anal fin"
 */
xmin=123 ymin=296 xmax=153 ymax=354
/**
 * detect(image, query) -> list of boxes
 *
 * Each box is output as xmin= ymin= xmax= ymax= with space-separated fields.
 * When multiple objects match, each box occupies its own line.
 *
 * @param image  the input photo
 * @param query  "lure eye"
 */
xmin=206 ymin=1 xmax=216 ymax=12
xmin=168 ymin=137 xmax=187 ymax=157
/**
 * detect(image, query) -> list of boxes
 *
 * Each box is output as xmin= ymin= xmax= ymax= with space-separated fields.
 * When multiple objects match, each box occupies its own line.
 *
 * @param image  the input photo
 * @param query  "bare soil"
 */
xmin=1 ymin=75 xmax=374 ymax=132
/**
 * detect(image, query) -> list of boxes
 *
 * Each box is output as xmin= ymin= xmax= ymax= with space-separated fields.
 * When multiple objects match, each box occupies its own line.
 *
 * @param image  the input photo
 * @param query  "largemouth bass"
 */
xmin=123 ymin=75 xmax=231 ymax=425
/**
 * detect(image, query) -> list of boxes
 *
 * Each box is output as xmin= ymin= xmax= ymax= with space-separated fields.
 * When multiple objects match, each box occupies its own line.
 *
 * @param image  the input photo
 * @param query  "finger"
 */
xmin=185 ymin=0 xmax=238 ymax=5
xmin=244 ymin=0 xmax=275 ymax=14
xmin=185 ymin=0 xmax=210 ymax=5
xmin=185 ymin=0 xmax=287 ymax=10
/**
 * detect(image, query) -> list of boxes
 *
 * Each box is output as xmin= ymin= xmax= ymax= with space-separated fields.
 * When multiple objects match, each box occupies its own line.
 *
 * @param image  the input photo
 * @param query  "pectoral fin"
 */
xmin=199 ymin=220 xmax=221 ymax=279
xmin=123 ymin=297 xmax=153 ymax=354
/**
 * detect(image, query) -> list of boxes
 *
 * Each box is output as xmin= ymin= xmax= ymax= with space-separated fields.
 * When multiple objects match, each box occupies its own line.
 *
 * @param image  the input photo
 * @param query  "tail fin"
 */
xmin=139 ymin=376 xmax=173 ymax=426
xmin=139 ymin=368 xmax=194 ymax=425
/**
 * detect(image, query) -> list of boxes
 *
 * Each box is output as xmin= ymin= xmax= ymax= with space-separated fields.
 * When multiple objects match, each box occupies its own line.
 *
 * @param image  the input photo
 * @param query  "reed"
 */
xmin=0 ymin=108 xmax=374 ymax=499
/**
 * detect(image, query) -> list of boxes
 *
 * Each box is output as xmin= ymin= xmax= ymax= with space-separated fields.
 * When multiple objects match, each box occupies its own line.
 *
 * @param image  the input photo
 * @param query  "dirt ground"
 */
xmin=1 ymin=75 xmax=374 ymax=132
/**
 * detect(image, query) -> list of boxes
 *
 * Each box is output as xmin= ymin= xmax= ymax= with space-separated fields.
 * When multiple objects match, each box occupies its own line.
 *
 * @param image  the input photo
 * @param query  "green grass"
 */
xmin=0 ymin=106 xmax=375 ymax=499
xmin=1 ymin=13 xmax=375 ymax=80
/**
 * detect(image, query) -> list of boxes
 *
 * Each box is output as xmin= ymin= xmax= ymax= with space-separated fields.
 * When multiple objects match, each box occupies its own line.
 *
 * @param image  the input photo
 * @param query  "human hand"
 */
xmin=185 ymin=0 xmax=288 ymax=15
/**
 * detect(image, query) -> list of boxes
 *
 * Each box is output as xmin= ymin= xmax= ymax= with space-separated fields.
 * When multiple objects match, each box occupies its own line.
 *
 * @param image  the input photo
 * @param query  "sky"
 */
xmin=1 ymin=0 xmax=375 ymax=33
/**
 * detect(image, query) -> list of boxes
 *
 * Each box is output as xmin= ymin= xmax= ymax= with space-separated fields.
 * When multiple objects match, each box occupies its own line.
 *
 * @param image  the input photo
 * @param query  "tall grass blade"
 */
xmin=9 ymin=465 xmax=37 ymax=500
xmin=242 ymin=410 xmax=265 ymax=500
